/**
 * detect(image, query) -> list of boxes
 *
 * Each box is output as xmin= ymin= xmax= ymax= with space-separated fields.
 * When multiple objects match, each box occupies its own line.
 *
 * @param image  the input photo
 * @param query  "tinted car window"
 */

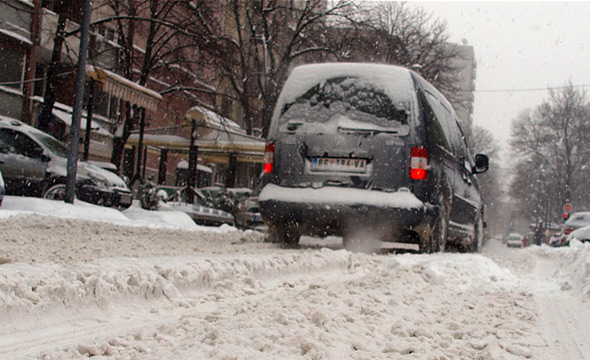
xmin=423 ymin=90 xmax=465 ymax=157
xmin=280 ymin=76 xmax=409 ymax=129
xmin=420 ymin=90 xmax=452 ymax=152
xmin=33 ymin=131 xmax=68 ymax=157
xmin=0 ymin=129 xmax=44 ymax=159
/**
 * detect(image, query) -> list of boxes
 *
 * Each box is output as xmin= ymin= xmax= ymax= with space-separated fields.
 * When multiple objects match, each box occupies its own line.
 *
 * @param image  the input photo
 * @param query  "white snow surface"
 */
xmin=1 ymin=196 xmax=590 ymax=359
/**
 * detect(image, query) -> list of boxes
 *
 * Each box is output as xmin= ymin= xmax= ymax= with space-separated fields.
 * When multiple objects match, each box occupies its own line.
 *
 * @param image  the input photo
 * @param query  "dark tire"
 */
xmin=42 ymin=183 xmax=66 ymax=201
xmin=422 ymin=190 xmax=450 ymax=253
xmin=432 ymin=201 xmax=449 ymax=253
xmin=471 ymin=216 xmax=484 ymax=252
xmin=265 ymin=223 xmax=301 ymax=247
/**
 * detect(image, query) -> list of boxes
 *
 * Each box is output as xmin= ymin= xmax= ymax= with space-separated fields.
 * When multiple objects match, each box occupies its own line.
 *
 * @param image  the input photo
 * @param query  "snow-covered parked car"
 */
xmin=159 ymin=187 xmax=235 ymax=227
xmin=552 ymin=212 xmax=590 ymax=247
xmin=0 ymin=117 xmax=132 ymax=209
xmin=235 ymin=196 xmax=265 ymax=230
xmin=566 ymin=225 xmax=590 ymax=243
xmin=259 ymin=63 xmax=489 ymax=253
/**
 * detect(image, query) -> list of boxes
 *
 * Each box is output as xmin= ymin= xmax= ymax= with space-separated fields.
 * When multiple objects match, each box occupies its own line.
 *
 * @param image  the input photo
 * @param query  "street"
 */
xmin=1 ymin=199 xmax=589 ymax=359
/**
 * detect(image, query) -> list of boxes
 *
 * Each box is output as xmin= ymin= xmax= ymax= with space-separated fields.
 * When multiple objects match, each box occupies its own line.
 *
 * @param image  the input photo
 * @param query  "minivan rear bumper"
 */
xmin=259 ymin=184 xmax=434 ymax=239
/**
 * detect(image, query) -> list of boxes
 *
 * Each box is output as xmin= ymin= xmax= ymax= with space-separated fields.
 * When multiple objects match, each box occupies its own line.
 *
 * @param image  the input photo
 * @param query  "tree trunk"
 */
xmin=39 ymin=10 xmax=67 ymax=133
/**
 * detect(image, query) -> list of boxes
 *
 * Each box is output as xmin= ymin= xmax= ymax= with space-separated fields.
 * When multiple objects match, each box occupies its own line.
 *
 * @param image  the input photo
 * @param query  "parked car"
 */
xmin=235 ymin=196 xmax=265 ymax=231
xmin=259 ymin=63 xmax=489 ymax=253
xmin=0 ymin=117 xmax=132 ymax=209
xmin=566 ymin=225 xmax=590 ymax=243
xmin=159 ymin=187 xmax=235 ymax=227
xmin=506 ymin=233 xmax=524 ymax=248
xmin=551 ymin=211 xmax=590 ymax=247
xmin=0 ymin=167 xmax=5 ymax=207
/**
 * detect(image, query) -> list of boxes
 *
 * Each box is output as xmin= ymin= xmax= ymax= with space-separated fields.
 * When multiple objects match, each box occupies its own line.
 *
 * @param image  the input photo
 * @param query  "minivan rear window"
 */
xmin=279 ymin=76 xmax=410 ymax=133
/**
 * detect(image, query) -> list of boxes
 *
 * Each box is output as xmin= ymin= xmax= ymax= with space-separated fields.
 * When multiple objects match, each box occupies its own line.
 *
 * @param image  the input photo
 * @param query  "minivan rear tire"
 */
xmin=266 ymin=223 xmax=301 ymax=247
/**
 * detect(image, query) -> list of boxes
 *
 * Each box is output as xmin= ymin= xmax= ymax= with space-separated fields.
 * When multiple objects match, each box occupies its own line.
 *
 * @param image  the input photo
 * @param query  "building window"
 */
xmin=85 ymin=87 xmax=119 ymax=120
xmin=0 ymin=46 xmax=25 ymax=92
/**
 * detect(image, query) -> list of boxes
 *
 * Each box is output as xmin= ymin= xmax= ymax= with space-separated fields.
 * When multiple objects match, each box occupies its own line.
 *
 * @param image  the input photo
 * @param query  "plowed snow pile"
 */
xmin=1 ymin=196 xmax=589 ymax=359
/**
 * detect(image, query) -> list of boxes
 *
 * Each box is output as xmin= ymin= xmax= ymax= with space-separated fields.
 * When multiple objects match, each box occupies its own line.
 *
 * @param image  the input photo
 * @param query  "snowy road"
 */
xmin=1 ymin=198 xmax=590 ymax=359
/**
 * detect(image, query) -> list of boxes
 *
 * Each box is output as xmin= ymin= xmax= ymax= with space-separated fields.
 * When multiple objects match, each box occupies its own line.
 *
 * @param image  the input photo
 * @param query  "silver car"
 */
xmin=0 ymin=117 xmax=132 ymax=209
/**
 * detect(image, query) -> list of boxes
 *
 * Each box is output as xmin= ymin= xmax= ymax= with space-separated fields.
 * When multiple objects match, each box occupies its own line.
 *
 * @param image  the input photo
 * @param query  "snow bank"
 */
xmin=529 ymin=241 xmax=590 ymax=300
xmin=559 ymin=241 xmax=590 ymax=299
xmin=0 ymin=249 xmax=352 ymax=320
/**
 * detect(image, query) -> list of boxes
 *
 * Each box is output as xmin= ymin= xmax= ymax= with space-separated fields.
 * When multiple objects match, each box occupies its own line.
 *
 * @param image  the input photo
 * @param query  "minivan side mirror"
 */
xmin=472 ymin=154 xmax=489 ymax=174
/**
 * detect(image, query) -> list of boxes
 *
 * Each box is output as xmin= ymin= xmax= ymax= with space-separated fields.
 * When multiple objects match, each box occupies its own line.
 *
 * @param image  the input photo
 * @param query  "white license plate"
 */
xmin=311 ymin=157 xmax=367 ymax=173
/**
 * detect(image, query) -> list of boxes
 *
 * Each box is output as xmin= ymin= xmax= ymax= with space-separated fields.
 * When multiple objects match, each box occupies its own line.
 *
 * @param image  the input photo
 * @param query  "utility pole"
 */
xmin=65 ymin=0 xmax=92 ymax=204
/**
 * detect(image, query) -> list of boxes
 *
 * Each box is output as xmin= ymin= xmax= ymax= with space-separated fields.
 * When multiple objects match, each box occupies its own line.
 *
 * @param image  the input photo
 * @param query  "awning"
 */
xmin=86 ymin=66 xmax=163 ymax=110
xmin=52 ymin=107 xmax=110 ymax=136
xmin=176 ymin=160 xmax=213 ymax=173
xmin=126 ymin=132 xmax=265 ymax=164
xmin=185 ymin=105 xmax=244 ymax=137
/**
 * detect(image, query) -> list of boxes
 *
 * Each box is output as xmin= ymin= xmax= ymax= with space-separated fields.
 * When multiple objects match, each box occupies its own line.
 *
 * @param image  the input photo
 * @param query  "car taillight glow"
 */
xmin=564 ymin=227 xmax=573 ymax=235
xmin=264 ymin=141 xmax=275 ymax=173
xmin=410 ymin=146 xmax=428 ymax=180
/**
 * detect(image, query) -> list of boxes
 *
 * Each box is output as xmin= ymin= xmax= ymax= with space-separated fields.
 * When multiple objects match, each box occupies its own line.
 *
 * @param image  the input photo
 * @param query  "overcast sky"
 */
xmin=407 ymin=1 xmax=590 ymax=152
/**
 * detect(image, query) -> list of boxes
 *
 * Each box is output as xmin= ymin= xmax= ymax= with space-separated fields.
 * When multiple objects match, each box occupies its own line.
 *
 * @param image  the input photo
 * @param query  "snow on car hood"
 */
xmin=48 ymin=157 xmax=128 ymax=190
xmin=259 ymin=184 xmax=423 ymax=209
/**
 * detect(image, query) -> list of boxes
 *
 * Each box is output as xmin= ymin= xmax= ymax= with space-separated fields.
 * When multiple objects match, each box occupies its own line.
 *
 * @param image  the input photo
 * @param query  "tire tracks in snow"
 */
xmin=0 ymin=249 xmax=360 ymax=359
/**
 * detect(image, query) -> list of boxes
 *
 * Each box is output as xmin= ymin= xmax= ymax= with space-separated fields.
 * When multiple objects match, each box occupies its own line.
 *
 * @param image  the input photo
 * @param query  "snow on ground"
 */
xmin=1 ymin=195 xmax=590 ymax=359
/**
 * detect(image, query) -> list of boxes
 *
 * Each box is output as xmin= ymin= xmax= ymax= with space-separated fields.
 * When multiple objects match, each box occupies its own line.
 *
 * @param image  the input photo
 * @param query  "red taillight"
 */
xmin=564 ymin=227 xmax=573 ymax=235
xmin=264 ymin=141 xmax=275 ymax=173
xmin=410 ymin=146 xmax=428 ymax=180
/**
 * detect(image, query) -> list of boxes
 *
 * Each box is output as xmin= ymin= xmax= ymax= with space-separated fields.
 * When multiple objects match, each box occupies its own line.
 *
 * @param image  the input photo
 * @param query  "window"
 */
xmin=0 ymin=47 xmax=25 ymax=92
xmin=281 ymin=76 xmax=409 ymax=127
xmin=0 ymin=129 xmax=43 ymax=158
xmin=85 ymin=87 xmax=120 ymax=120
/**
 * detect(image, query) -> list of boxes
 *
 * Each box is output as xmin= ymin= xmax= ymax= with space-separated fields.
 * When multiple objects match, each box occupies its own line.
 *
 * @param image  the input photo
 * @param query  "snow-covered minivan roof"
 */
xmin=278 ymin=63 xmax=416 ymax=104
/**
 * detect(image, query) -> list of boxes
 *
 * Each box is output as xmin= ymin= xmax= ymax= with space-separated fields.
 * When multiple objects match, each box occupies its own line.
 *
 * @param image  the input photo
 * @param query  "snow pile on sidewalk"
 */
xmin=559 ymin=240 xmax=590 ymax=299
xmin=529 ymin=240 xmax=590 ymax=300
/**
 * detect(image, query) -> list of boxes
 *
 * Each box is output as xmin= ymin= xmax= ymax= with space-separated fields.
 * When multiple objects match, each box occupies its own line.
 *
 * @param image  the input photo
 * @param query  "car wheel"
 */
xmin=42 ymin=183 xmax=66 ymax=201
xmin=471 ymin=216 xmax=484 ymax=252
xmin=423 ymin=189 xmax=450 ymax=253
xmin=265 ymin=223 xmax=300 ymax=247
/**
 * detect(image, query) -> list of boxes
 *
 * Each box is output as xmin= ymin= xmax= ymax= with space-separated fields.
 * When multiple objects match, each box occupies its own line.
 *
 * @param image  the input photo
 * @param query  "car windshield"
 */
xmin=33 ymin=130 xmax=68 ymax=158
xmin=279 ymin=76 xmax=409 ymax=132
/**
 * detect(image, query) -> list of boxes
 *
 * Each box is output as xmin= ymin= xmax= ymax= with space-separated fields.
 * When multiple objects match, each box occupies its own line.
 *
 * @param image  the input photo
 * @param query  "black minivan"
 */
xmin=258 ymin=63 xmax=489 ymax=253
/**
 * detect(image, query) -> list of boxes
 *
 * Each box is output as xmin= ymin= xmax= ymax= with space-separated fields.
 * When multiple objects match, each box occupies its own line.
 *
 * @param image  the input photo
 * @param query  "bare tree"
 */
xmin=100 ymin=0 xmax=216 ymax=171
xmin=191 ymin=0 xmax=360 ymax=136
xmin=359 ymin=2 xmax=463 ymax=104
xmin=510 ymin=84 xmax=590 ymax=219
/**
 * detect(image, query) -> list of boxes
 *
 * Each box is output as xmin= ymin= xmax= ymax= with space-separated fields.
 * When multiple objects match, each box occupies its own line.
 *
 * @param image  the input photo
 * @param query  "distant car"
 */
xmin=0 ymin=117 xmax=132 ymax=209
xmin=0 ymin=167 xmax=5 ymax=207
xmin=552 ymin=212 xmax=590 ymax=247
xmin=235 ymin=196 xmax=265 ymax=230
xmin=506 ymin=233 xmax=524 ymax=248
